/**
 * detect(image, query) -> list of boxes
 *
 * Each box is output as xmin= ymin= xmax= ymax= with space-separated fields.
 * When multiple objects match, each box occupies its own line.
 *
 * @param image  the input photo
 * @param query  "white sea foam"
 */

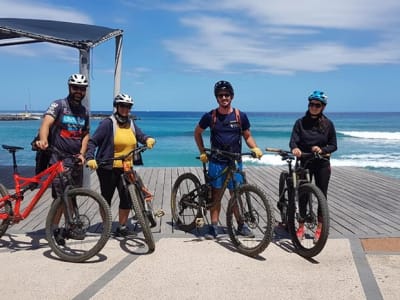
xmin=339 ymin=131 xmax=400 ymax=140
xmin=243 ymin=153 xmax=400 ymax=169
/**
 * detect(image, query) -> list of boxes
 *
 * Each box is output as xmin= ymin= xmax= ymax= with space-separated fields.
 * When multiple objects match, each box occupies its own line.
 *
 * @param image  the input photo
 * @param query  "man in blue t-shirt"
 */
xmin=194 ymin=80 xmax=263 ymax=239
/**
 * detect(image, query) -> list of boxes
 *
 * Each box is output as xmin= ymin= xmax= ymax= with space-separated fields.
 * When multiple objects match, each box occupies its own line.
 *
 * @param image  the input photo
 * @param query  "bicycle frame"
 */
xmin=287 ymin=157 xmax=311 ymax=203
xmin=0 ymin=149 xmax=66 ymax=223
xmin=198 ymin=149 xmax=254 ymax=224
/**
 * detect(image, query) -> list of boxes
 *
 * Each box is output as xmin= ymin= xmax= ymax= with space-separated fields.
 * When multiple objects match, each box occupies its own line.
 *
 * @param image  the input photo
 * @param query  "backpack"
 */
xmin=31 ymin=99 xmax=67 ymax=174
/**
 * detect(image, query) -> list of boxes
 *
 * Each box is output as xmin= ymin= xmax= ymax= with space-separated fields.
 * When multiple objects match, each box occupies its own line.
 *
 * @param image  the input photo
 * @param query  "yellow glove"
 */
xmin=251 ymin=147 xmax=263 ymax=159
xmin=87 ymin=159 xmax=98 ymax=170
xmin=146 ymin=138 xmax=156 ymax=149
xmin=199 ymin=152 xmax=208 ymax=163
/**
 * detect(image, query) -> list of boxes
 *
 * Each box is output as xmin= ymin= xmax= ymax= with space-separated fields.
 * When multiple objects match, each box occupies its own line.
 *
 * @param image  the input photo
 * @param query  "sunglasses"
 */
xmin=217 ymin=93 xmax=231 ymax=98
xmin=118 ymin=103 xmax=132 ymax=109
xmin=70 ymin=85 xmax=87 ymax=91
xmin=308 ymin=102 xmax=322 ymax=108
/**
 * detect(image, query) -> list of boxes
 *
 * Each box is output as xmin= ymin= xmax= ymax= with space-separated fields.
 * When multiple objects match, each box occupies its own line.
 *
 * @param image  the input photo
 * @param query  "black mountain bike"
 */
xmin=266 ymin=148 xmax=330 ymax=258
xmin=171 ymin=148 xmax=273 ymax=257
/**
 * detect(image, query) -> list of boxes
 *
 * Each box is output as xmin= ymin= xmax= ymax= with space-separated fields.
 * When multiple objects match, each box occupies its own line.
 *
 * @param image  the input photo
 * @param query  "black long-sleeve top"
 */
xmin=289 ymin=112 xmax=337 ymax=155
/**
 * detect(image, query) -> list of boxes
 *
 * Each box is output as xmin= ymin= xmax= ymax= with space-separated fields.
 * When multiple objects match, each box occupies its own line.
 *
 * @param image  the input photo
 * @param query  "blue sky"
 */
xmin=1 ymin=0 xmax=399 ymax=112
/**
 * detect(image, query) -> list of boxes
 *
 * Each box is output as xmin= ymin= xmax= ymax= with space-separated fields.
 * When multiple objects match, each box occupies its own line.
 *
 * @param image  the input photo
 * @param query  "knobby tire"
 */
xmin=45 ymin=187 xmax=112 ymax=263
xmin=0 ymin=183 xmax=11 ymax=237
xmin=288 ymin=183 xmax=329 ymax=258
xmin=136 ymin=175 xmax=157 ymax=228
xmin=128 ymin=184 xmax=155 ymax=252
xmin=170 ymin=173 xmax=202 ymax=232
xmin=278 ymin=171 xmax=289 ymax=226
xmin=226 ymin=184 xmax=273 ymax=257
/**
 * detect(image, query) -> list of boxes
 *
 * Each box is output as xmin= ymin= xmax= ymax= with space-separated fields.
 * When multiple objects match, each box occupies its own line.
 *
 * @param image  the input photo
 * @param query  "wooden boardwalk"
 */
xmin=1 ymin=166 xmax=400 ymax=239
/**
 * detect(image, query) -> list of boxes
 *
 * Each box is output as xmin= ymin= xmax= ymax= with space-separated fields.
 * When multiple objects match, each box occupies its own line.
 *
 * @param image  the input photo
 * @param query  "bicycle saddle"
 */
xmin=2 ymin=144 xmax=24 ymax=152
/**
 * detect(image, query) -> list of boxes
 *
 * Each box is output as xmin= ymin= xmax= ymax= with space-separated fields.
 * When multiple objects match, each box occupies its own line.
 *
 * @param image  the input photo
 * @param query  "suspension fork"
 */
xmin=61 ymin=185 xmax=76 ymax=226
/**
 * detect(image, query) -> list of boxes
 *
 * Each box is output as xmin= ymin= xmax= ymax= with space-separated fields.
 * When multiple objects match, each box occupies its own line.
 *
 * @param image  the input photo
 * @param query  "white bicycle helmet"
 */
xmin=113 ymin=93 xmax=134 ymax=124
xmin=68 ymin=74 xmax=88 ymax=86
xmin=113 ymin=93 xmax=134 ymax=107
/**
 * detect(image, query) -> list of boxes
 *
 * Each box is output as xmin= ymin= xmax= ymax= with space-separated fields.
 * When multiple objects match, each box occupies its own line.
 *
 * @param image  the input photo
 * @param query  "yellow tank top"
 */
xmin=113 ymin=125 xmax=137 ymax=168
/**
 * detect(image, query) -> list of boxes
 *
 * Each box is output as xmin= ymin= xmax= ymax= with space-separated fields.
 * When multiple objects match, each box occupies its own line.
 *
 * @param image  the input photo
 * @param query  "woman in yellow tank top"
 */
xmin=86 ymin=93 xmax=155 ymax=237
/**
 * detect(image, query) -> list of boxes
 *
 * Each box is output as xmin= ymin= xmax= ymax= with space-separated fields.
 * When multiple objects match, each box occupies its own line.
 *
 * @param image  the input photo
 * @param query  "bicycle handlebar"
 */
xmin=97 ymin=145 xmax=148 ymax=166
xmin=265 ymin=147 xmax=330 ymax=161
xmin=197 ymin=148 xmax=257 ymax=161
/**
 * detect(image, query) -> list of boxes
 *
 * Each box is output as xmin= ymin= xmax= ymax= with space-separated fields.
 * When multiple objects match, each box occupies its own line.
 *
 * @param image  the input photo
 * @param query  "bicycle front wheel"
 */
xmin=128 ymin=184 xmax=155 ymax=252
xmin=0 ymin=183 xmax=11 ymax=238
xmin=226 ymin=184 xmax=273 ymax=257
xmin=136 ymin=175 xmax=157 ymax=228
xmin=170 ymin=173 xmax=202 ymax=232
xmin=288 ymin=183 xmax=330 ymax=258
xmin=45 ymin=188 xmax=112 ymax=263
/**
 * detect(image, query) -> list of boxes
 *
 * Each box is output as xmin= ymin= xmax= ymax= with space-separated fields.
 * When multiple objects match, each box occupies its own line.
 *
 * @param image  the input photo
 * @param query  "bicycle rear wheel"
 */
xmin=278 ymin=171 xmax=289 ymax=227
xmin=226 ymin=184 xmax=273 ymax=257
xmin=0 ymin=183 xmax=11 ymax=238
xmin=170 ymin=173 xmax=202 ymax=232
xmin=45 ymin=188 xmax=112 ymax=263
xmin=128 ymin=184 xmax=155 ymax=252
xmin=288 ymin=183 xmax=329 ymax=258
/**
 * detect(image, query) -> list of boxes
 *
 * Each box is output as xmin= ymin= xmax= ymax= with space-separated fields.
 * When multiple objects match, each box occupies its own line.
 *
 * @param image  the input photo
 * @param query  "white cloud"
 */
xmin=0 ymin=0 xmax=92 ymax=59
xmin=0 ymin=0 xmax=92 ymax=23
xmin=162 ymin=0 xmax=400 ymax=74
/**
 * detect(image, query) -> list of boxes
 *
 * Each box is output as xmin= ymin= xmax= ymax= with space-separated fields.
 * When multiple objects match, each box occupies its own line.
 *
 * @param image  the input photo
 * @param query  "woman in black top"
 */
xmin=289 ymin=90 xmax=337 ymax=241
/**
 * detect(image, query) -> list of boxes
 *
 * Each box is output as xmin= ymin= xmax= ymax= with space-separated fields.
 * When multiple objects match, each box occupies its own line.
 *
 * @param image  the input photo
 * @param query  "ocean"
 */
xmin=0 ymin=111 xmax=399 ymax=179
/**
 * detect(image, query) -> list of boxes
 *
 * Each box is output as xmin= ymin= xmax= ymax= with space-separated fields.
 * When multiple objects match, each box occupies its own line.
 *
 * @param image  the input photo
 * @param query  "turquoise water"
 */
xmin=0 ymin=111 xmax=399 ymax=179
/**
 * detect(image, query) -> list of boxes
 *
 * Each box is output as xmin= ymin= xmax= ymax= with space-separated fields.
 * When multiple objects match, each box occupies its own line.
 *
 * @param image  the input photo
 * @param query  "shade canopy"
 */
xmin=0 ymin=18 xmax=123 ymax=49
xmin=0 ymin=18 xmax=125 ymax=187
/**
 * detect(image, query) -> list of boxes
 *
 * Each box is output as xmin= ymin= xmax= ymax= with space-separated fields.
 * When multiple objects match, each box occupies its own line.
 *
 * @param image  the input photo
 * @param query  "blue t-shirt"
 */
xmin=198 ymin=108 xmax=250 ymax=163
xmin=45 ymin=98 xmax=89 ymax=166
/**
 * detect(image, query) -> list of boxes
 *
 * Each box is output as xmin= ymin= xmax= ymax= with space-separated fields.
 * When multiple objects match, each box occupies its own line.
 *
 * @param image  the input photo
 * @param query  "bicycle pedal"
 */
xmin=155 ymin=209 xmax=165 ymax=217
xmin=195 ymin=217 xmax=204 ymax=228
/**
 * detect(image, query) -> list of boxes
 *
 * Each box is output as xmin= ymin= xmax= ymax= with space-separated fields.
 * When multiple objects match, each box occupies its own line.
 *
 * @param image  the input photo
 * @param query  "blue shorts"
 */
xmin=208 ymin=161 xmax=243 ymax=190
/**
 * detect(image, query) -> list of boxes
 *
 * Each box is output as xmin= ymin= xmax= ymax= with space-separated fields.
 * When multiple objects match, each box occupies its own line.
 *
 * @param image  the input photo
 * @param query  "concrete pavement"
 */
xmin=0 ymin=232 xmax=399 ymax=300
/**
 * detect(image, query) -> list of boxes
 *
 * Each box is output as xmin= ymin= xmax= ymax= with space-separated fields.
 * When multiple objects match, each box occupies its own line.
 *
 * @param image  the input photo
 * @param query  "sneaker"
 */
xmin=204 ymin=224 xmax=219 ymax=240
xmin=314 ymin=224 xmax=322 ymax=244
xmin=115 ymin=225 xmax=136 ymax=237
xmin=296 ymin=224 xmax=305 ymax=240
xmin=237 ymin=223 xmax=255 ymax=238
xmin=53 ymin=228 xmax=65 ymax=246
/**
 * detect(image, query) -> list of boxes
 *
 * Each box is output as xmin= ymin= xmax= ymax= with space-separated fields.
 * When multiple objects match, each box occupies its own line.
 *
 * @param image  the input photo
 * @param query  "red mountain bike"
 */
xmin=0 ymin=144 xmax=112 ymax=263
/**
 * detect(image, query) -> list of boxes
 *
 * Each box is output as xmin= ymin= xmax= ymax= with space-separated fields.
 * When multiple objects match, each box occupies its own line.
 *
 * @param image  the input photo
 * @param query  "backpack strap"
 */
xmin=110 ymin=114 xmax=136 ymax=136
xmin=211 ymin=108 xmax=241 ymax=130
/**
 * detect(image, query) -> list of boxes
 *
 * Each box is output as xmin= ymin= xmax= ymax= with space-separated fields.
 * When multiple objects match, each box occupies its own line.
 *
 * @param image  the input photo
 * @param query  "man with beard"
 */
xmin=36 ymin=73 xmax=90 ymax=245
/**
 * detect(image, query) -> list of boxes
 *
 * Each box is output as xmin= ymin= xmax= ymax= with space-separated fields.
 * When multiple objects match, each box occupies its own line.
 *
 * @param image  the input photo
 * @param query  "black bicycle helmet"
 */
xmin=214 ymin=80 xmax=234 ymax=97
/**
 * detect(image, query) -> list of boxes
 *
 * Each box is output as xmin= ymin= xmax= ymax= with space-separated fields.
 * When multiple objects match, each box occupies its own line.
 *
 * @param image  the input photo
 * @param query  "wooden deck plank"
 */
xmin=1 ymin=166 xmax=399 ymax=239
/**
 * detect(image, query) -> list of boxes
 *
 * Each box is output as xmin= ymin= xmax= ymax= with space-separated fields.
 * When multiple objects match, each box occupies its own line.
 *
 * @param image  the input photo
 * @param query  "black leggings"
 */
xmin=299 ymin=162 xmax=331 ymax=220
xmin=96 ymin=168 xmax=132 ymax=209
xmin=309 ymin=163 xmax=331 ymax=198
